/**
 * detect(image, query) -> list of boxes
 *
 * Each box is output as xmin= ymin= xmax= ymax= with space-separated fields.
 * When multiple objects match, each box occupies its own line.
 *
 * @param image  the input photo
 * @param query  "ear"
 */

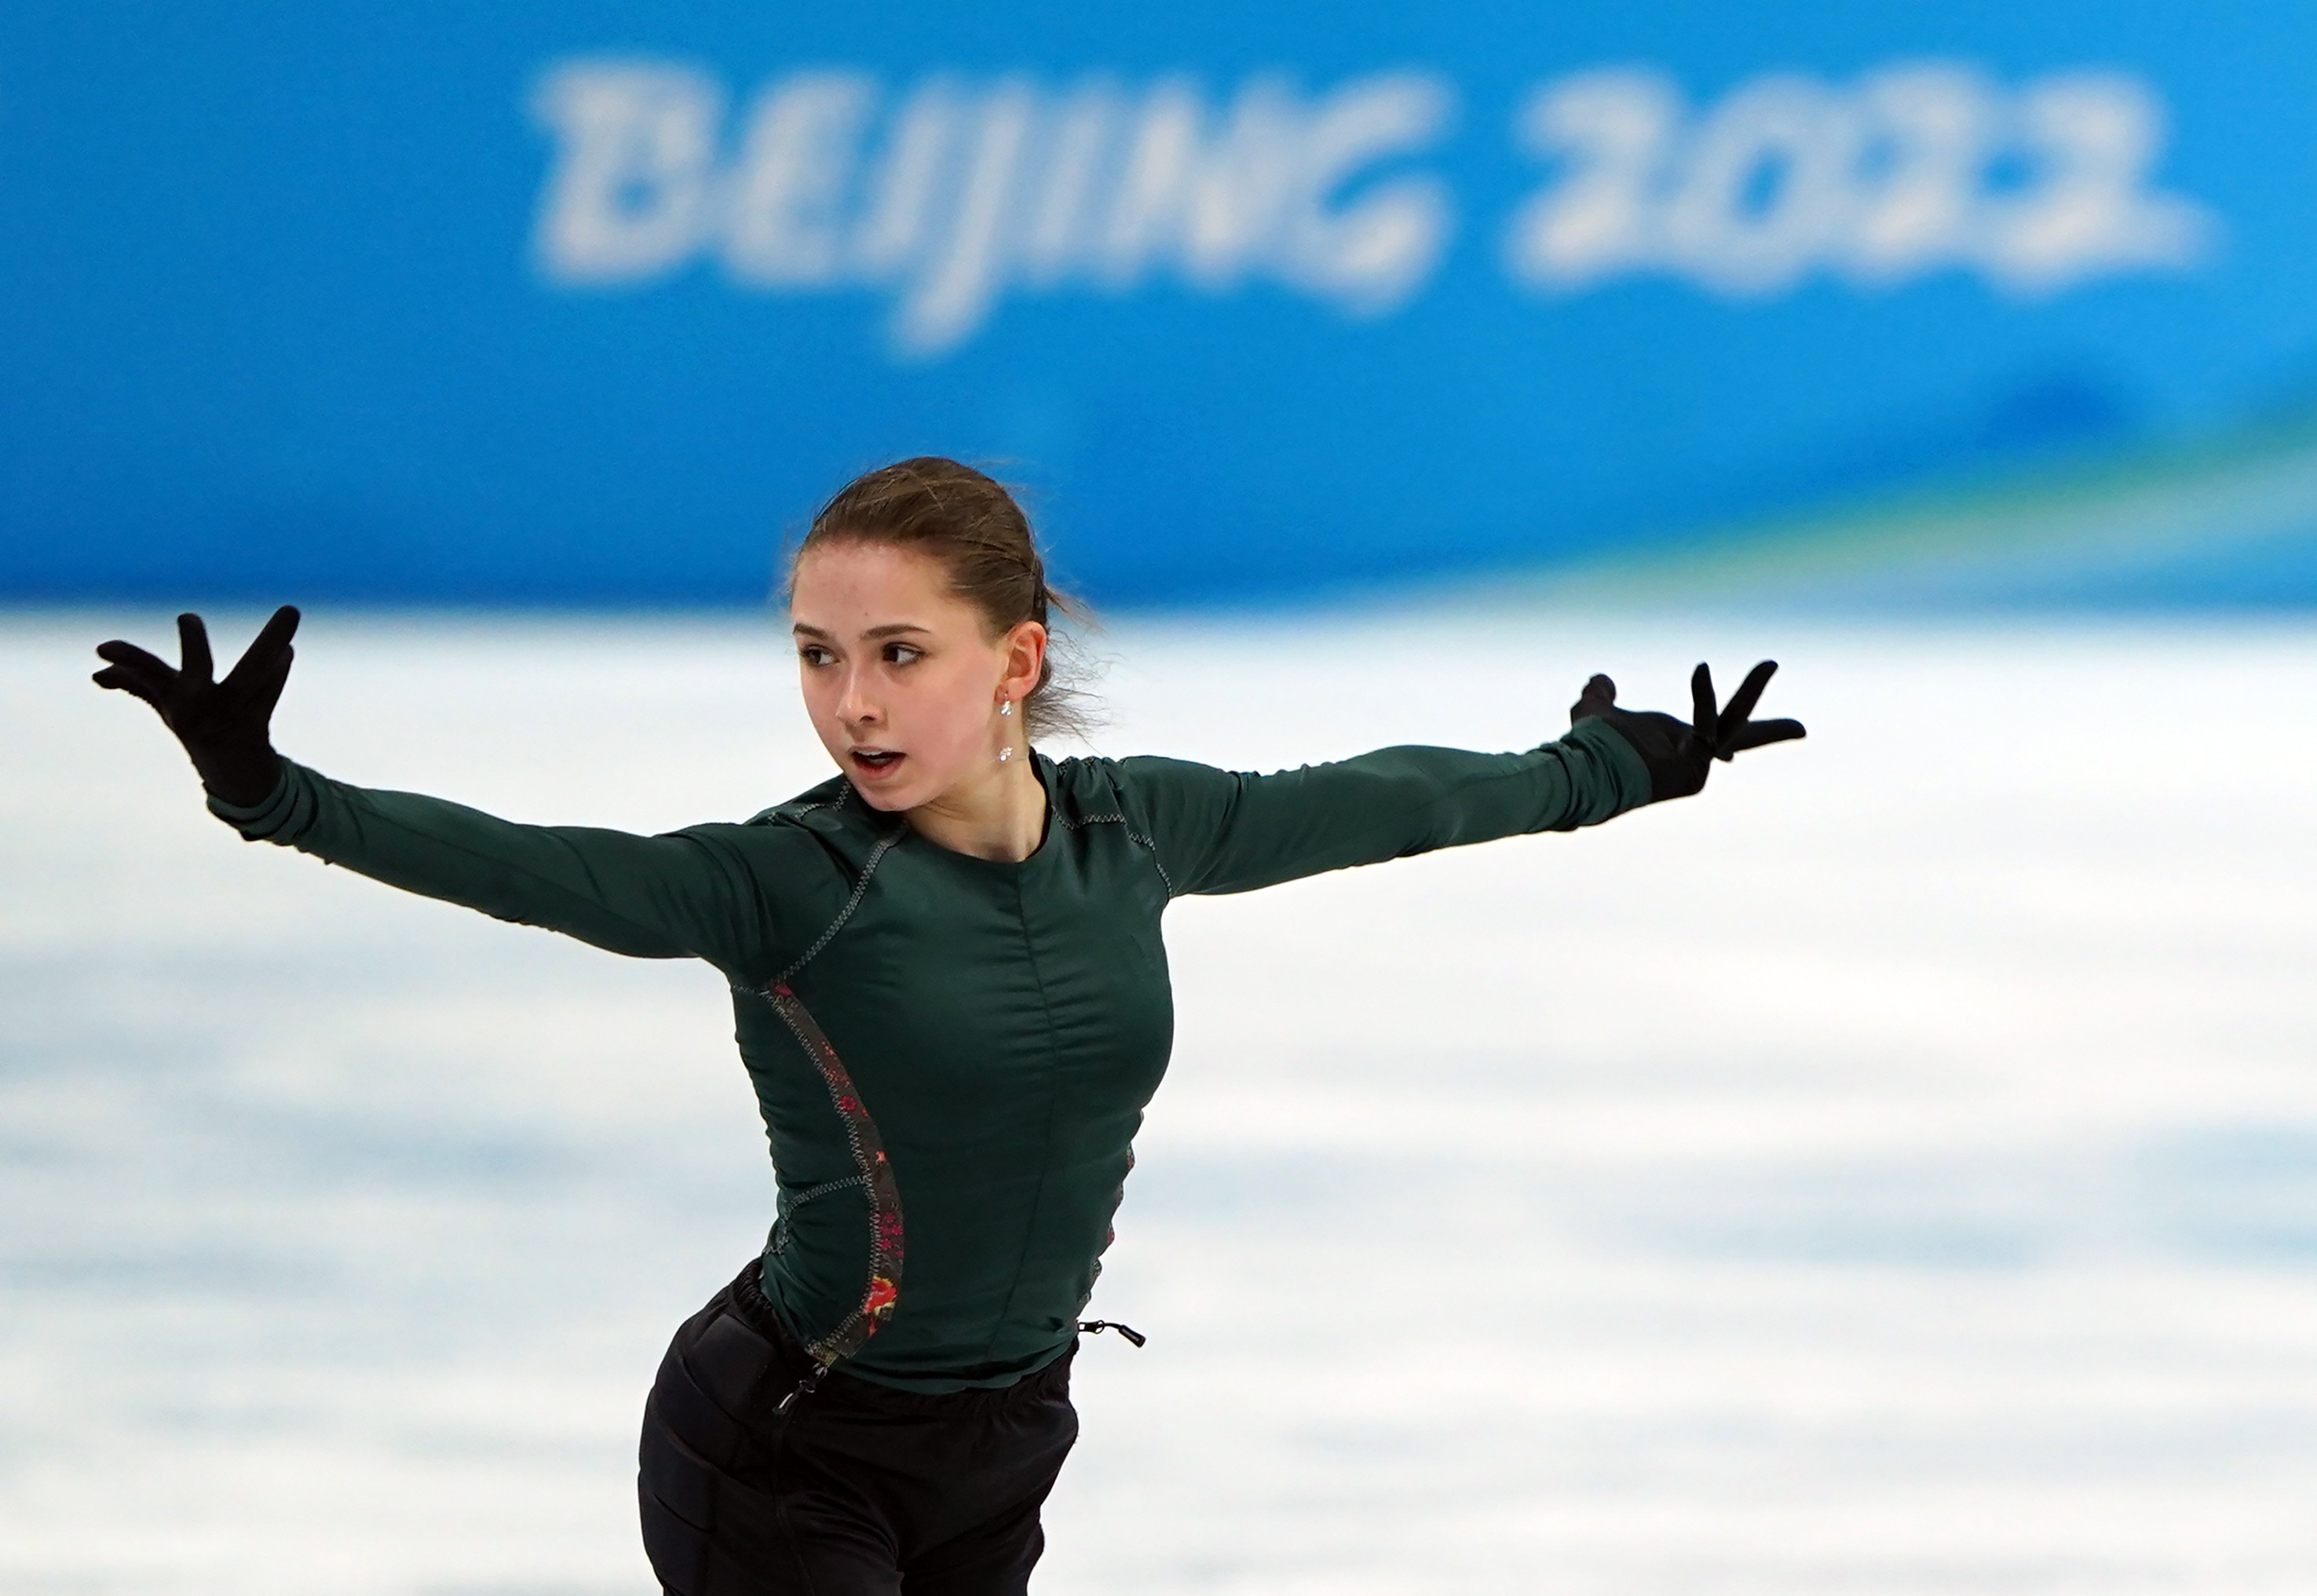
xmin=999 ymin=620 xmax=1047 ymax=703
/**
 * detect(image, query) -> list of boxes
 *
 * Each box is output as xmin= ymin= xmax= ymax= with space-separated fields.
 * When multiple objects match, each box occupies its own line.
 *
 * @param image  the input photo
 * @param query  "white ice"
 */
xmin=4 ymin=608 xmax=2317 ymax=1595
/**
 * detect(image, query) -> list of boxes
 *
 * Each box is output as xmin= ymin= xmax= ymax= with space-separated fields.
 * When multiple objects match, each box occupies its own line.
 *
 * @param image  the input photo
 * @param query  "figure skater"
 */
xmin=92 ymin=457 xmax=1804 ymax=1595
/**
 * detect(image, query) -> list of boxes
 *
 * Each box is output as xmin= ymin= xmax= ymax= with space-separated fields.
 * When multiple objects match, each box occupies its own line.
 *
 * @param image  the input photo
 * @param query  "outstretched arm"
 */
xmin=93 ymin=609 xmax=788 ymax=973
xmin=1119 ymin=660 xmax=1805 ymax=897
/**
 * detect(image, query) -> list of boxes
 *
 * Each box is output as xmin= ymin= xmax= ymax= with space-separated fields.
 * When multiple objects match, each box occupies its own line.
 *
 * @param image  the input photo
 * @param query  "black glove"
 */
xmin=92 ymin=606 xmax=301 ymax=808
xmin=1570 ymin=659 xmax=1805 ymax=803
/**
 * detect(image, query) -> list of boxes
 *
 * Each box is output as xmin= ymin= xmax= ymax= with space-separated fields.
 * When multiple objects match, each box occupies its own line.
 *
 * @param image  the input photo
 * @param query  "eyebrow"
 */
xmin=791 ymin=621 xmax=932 ymax=641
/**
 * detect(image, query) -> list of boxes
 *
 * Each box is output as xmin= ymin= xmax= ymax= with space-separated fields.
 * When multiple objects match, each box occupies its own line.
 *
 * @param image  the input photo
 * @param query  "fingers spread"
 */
xmin=224 ymin=603 xmax=302 ymax=690
xmin=91 ymin=642 xmax=177 ymax=699
xmin=1718 ymin=660 xmax=1779 ymax=743
xmin=95 ymin=638 xmax=173 ymax=673
xmin=177 ymin=613 xmax=215 ymax=685
xmin=91 ymin=664 xmax=165 ymax=705
xmin=1725 ymin=718 xmax=1808 ymax=752
xmin=248 ymin=644 xmax=296 ymax=716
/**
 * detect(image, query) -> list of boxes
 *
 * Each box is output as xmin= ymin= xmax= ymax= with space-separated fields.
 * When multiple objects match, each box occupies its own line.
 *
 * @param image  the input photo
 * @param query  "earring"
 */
xmin=999 ymin=700 xmax=1014 ymax=717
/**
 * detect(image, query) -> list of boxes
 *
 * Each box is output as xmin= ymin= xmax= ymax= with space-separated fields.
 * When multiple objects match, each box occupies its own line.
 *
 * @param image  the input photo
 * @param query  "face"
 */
xmin=790 ymin=540 xmax=1046 ymax=812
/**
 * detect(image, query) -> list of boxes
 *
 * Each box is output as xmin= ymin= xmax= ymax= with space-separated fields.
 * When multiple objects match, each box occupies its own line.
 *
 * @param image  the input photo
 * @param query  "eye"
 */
xmin=798 ymin=644 xmax=834 ymax=668
xmin=884 ymin=642 xmax=923 ymax=665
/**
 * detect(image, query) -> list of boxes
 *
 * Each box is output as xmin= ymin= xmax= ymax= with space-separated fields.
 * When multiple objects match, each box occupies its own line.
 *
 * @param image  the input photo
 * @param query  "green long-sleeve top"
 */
xmin=210 ymin=720 xmax=1652 ymax=1392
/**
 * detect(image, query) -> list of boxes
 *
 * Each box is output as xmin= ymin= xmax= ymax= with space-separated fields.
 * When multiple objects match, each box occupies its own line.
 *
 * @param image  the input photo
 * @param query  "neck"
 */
xmin=904 ymin=751 xmax=1047 ymax=862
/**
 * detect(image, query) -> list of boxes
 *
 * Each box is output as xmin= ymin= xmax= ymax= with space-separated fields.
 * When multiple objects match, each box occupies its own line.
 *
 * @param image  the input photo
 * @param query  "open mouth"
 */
xmin=849 ymin=748 xmax=905 ymax=779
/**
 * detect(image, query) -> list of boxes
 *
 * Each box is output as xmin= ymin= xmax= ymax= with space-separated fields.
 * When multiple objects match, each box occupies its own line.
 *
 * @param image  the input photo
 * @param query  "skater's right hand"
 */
xmin=1570 ymin=659 xmax=1804 ymax=803
xmin=92 ymin=606 xmax=301 ymax=807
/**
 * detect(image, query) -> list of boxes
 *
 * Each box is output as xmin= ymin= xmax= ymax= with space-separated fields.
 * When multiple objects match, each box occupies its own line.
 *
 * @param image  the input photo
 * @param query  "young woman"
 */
xmin=92 ymin=458 xmax=1803 ymax=1596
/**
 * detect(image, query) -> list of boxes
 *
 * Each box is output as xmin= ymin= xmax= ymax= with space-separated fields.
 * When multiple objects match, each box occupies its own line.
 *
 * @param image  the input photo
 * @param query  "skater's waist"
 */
xmin=734 ymin=1255 xmax=1078 ymax=1401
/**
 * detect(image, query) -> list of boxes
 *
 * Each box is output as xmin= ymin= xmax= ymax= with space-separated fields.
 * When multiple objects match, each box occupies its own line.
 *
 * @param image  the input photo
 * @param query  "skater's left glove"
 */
xmin=92 ymin=606 xmax=301 ymax=808
xmin=1570 ymin=660 xmax=1804 ymax=803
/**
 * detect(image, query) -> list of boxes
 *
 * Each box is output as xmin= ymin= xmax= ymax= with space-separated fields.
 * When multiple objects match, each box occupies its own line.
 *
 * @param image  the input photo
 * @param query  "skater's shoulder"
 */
xmin=1040 ymin=750 xmax=1138 ymax=818
xmin=1039 ymin=749 xmax=1227 ymax=827
xmin=671 ymin=775 xmax=886 ymax=863
xmin=725 ymin=773 xmax=883 ymax=837
xmin=1076 ymin=750 xmax=1240 ymax=801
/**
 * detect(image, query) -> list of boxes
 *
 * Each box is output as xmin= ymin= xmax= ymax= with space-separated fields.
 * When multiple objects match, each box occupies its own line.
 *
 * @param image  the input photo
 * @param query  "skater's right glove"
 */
xmin=1570 ymin=659 xmax=1805 ymax=803
xmin=92 ymin=606 xmax=301 ymax=808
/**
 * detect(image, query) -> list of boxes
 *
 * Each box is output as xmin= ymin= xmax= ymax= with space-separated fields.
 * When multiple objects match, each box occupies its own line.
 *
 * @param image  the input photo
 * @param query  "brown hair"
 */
xmin=792 ymin=457 xmax=1099 ymax=742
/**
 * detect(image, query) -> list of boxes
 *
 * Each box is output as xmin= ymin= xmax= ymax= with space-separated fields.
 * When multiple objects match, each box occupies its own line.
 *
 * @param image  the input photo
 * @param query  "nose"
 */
xmin=835 ymin=663 xmax=880 ymax=729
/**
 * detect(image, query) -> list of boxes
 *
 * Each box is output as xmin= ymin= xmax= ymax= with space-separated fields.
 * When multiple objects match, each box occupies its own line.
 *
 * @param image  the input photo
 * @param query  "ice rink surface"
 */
xmin=5 ymin=607 xmax=2317 ymax=1595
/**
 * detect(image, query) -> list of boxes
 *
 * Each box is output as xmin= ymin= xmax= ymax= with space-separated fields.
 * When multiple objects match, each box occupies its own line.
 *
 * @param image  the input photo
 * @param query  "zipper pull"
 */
xmin=776 ymin=1361 xmax=829 ymax=1414
xmin=1077 ymin=1319 xmax=1147 ymax=1347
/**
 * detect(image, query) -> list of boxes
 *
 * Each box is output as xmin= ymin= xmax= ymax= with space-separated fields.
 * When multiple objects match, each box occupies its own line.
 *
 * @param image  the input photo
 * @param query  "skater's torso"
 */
xmin=729 ymin=757 xmax=1178 ymax=1392
xmin=215 ymin=729 xmax=1650 ymax=1391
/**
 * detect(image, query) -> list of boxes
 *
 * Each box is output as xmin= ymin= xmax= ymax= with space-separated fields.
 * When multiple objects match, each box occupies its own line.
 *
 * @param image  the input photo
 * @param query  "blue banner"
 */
xmin=4 ymin=3 xmax=2315 ymax=605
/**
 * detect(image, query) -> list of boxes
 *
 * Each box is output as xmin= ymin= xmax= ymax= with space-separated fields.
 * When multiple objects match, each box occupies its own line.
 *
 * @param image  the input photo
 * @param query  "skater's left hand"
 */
xmin=1570 ymin=660 xmax=1804 ymax=802
xmin=92 ymin=607 xmax=301 ymax=807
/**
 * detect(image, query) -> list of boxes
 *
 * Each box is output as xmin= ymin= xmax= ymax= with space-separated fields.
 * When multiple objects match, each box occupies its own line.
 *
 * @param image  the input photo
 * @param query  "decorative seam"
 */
xmin=753 ymin=815 xmax=905 ymax=1368
xmin=765 ymin=1174 xmax=868 ymax=1256
xmin=776 ymin=830 xmax=897 ymax=985
xmin=1062 ymin=812 xmax=1176 ymax=897
xmin=762 ymin=984 xmax=904 ymax=1365
xmin=775 ymin=779 xmax=855 ymax=823
xmin=790 ymin=1173 xmax=869 ymax=1206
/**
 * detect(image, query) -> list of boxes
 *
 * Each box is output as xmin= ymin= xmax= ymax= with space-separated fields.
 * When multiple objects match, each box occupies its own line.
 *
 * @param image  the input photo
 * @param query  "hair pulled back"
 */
xmin=793 ymin=457 xmax=1098 ymax=742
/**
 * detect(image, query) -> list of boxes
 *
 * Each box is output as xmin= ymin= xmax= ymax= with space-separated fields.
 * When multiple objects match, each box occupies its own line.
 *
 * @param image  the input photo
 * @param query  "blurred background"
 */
xmin=6 ymin=3 xmax=2317 ymax=1592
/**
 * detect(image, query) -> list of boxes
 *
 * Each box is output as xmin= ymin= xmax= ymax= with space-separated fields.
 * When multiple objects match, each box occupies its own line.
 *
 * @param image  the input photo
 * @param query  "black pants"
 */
xmin=639 ymin=1261 xmax=1080 ymax=1596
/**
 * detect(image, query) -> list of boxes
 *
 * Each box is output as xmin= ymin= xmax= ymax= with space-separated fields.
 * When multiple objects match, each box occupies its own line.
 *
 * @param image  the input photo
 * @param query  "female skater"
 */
xmin=92 ymin=458 xmax=1803 ymax=1595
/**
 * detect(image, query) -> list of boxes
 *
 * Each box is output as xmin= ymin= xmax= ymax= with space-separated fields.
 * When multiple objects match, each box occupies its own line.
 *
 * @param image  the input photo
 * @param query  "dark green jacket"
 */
xmin=212 ymin=721 xmax=1651 ymax=1391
